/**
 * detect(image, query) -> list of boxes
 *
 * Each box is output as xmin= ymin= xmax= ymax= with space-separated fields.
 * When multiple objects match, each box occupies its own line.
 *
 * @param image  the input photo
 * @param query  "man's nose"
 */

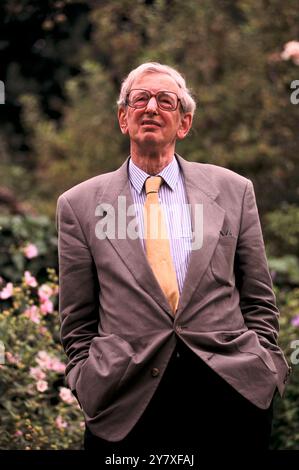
xmin=145 ymin=96 xmax=159 ymax=113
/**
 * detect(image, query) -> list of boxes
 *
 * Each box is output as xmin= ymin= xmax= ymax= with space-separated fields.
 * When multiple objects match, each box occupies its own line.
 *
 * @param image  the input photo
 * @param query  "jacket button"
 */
xmin=176 ymin=325 xmax=183 ymax=333
xmin=151 ymin=367 xmax=160 ymax=377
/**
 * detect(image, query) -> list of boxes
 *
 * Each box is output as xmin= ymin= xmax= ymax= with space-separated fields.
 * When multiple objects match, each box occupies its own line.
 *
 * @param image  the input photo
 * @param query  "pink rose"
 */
xmin=59 ymin=387 xmax=76 ymax=404
xmin=38 ymin=284 xmax=53 ymax=302
xmin=49 ymin=358 xmax=66 ymax=373
xmin=30 ymin=366 xmax=46 ymax=381
xmin=55 ymin=415 xmax=68 ymax=429
xmin=36 ymin=380 xmax=48 ymax=392
xmin=24 ymin=305 xmax=40 ymax=324
xmin=0 ymin=282 xmax=14 ymax=299
xmin=40 ymin=299 xmax=54 ymax=314
xmin=23 ymin=243 xmax=39 ymax=259
xmin=281 ymin=40 xmax=299 ymax=65
xmin=36 ymin=351 xmax=53 ymax=369
xmin=36 ymin=351 xmax=66 ymax=373
xmin=24 ymin=271 xmax=37 ymax=288
xmin=5 ymin=352 xmax=20 ymax=365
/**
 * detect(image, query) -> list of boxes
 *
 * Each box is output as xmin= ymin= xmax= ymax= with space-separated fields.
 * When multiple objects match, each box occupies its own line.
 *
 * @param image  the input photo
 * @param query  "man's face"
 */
xmin=118 ymin=72 xmax=192 ymax=151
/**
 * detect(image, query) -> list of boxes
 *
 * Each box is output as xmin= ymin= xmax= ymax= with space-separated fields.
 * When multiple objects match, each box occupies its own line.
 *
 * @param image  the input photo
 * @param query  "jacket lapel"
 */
xmin=175 ymin=155 xmax=225 ymax=316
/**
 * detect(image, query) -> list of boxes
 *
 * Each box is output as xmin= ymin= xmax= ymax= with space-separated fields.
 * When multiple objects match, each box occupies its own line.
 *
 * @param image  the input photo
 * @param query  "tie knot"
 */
xmin=145 ymin=176 xmax=163 ymax=195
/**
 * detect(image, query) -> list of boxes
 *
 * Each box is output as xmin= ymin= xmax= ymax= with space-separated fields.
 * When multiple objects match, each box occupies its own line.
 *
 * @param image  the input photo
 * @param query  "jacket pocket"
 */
xmin=76 ymin=334 xmax=134 ymax=417
xmin=234 ymin=330 xmax=278 ymax=374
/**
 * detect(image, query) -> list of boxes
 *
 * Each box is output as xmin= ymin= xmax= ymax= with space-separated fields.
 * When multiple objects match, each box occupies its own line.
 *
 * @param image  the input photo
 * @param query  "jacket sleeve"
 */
xmin=234 ymin=180 xmax=291 ymax=394
xmin=235 ymin=180 xmax=280 ymax=346
xmin=56 ymin=194 xmax=99 ymax=398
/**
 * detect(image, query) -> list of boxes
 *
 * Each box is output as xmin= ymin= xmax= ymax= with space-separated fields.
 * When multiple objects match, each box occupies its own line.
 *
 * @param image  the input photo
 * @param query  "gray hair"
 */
xmin=117 ymin=62 xmax=196 ymax=116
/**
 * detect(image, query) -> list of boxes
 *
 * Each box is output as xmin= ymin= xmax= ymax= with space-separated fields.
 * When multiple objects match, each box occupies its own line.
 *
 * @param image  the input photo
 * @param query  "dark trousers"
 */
xmin=84 ymin=339 xmax=274 ymax=452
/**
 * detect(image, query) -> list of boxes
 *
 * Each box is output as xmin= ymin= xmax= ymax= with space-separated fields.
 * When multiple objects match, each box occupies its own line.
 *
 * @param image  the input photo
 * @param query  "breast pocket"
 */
xmin=210 ymin=236 xmax=237 ymax=286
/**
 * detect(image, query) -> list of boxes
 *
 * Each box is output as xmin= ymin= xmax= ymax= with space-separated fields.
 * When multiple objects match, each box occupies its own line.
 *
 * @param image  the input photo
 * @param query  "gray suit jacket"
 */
xmin=56 ymin=154 xmax=291 ymax=441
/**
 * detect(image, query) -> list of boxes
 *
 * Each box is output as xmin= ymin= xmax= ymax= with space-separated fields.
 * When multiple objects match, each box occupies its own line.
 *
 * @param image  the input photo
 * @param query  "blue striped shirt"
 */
xmin=128 ymin=156 xmax=192 ymax=293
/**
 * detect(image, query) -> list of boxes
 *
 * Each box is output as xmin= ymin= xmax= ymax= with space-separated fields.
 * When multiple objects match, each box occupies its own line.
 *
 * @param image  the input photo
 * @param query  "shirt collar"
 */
xmin=128 ymin=155 xmax=180 ymax=195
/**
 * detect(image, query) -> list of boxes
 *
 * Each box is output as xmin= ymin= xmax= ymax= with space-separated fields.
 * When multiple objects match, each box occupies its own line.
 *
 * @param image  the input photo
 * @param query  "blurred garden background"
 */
xmin=0 ymin=0 xmax=299 ymax=449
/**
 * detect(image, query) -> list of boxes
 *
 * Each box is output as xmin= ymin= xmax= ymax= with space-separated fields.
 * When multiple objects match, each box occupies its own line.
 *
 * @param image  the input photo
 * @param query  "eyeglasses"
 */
xmin=126 ymin=89 xmax=180 ymax=111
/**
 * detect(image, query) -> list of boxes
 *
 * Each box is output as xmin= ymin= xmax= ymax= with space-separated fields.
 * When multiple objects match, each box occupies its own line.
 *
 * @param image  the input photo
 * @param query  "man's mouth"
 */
xmin=141 ymin=120 xmax=161 ymax=127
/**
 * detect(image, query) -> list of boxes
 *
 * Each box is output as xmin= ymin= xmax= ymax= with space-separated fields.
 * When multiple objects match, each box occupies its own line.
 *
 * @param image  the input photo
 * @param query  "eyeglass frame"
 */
xmin=125 ymin=88 xmax=182 ymax=112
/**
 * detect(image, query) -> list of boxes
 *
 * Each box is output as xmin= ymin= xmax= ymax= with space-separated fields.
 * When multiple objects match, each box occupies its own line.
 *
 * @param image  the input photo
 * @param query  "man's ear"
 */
xmin=118 ymin=107 xmax=128 ymax=135
xmin=177 ymin=112 xmax=193 ymax=140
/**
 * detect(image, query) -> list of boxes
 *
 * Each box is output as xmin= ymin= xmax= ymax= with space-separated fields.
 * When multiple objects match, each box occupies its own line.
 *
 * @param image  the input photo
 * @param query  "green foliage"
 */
xmin=265 ymin=205 xmax=299 ymax=257
xmin=0 ymin=0 xmax=91 ymax=161
xmin=1 ymin=0 xmax=298 ymax=218
xmin=265 ymin=204 xmax=299 ymax=286
xmin=20 ymin=62 xmax=125 ymax=217
xmin=86 ymin=0 xmax=299 ymax=216
xmin=0 ymin=269 xmax=84 ymax=449
xmin=268 ymin=256 xmax=299 ymax=287
xmin=0 ymin=214 xmax=58 ymax=282
xmin=271 ymin=287 xmax=299 ymax=449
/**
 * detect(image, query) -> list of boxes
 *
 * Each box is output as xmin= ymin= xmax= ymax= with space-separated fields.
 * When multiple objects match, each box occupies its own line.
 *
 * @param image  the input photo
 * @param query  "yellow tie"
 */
xmin=144 ymin=176 xmax=179 ymax=314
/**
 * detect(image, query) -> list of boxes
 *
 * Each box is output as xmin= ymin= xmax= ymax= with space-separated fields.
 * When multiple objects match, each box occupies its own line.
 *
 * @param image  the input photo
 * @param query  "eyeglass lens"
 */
xmin=128 ymin=90 xmax=178 ymax=110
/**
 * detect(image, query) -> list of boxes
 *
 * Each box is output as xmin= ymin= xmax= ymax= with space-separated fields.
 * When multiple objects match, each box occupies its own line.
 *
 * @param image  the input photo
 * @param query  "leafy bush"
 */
xmin=0 ymin=214 xmax=58 ymax=283
xmin=268 ymin=255 xmax=299 ymax=287
xmin=0 ymin=269 xmax=84 ymax=450
xmin=265 ymin=205 xmax=299 ymax=257
xmin=271 ymin=287 xmax=299 ymax=449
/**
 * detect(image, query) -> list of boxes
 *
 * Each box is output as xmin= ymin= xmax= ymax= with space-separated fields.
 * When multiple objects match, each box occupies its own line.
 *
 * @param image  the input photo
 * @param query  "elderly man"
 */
xmin=56 ymin=62 xmax=291 ymax=452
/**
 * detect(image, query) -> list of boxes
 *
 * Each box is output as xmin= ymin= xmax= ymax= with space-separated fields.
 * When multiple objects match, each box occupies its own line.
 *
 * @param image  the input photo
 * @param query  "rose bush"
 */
xmin=0 ymin=269 xmax=84 ymax=449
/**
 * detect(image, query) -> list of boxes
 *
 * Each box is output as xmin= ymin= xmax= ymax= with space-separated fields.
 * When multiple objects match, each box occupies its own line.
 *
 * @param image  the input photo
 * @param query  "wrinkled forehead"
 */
xmin=130 ymin=72 xmax=180 ymax=94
